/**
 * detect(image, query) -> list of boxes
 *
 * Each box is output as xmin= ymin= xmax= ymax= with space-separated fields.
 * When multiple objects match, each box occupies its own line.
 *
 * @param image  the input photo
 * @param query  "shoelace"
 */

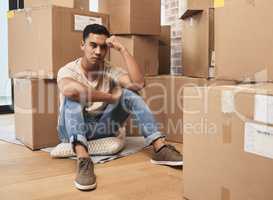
xmin=79 ymin=158 xmax=93 ymax=175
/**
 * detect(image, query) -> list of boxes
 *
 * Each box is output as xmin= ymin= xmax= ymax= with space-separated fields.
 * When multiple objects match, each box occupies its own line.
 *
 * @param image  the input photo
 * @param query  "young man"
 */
xmin=57 ymin=24 xmax=183 ymax=191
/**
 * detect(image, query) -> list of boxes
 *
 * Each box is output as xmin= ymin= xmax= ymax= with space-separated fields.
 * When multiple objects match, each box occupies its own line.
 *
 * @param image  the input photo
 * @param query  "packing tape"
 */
xmin=222 ymin=113 xmax=232 ymax=144
xmin=221 ymin=90 xmax=235 ymax=114
xmin=7 ymin=10 xmax=15 ymax=19
xmin=214 ymin=0 xmax=225 ymax=7
xmin=221 ymin=187 xmax=231 ymax=200
xmin=24 ymin=8 xmax=33 ymax=24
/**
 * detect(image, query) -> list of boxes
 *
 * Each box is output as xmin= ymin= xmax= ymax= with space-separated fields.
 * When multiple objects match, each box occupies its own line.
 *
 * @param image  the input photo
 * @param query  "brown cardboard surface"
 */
xmin=183 ymin=0 xmax=214 ymax=10
xmin=24 ymin=0 xmax=74 ymax=8
xmin=215 ymin=0 xmax=273 ymax=82
xmin=126 ymin=76 xmax=168 ymax=137
xmin=126 ymin=76 xmax=214 ymax=143
xmin=183 ymin=84 xmax=273 ymax=200
xmin=8 ymin=6 xmax=109 ymax=79
xmin=14 ymin=79 xmax=60 ymax=150
xmin=182 ymin=9 xmax=214 ymax=78
xmin=74 ymin=0 xmax=90 ymax=10
xmin=158 ymin=26 xmax=171 ymax=75
xmin=110 ymin=36 xmax=159 ymax=76
xmin=98 ymin=0 xmax=161 ymax=35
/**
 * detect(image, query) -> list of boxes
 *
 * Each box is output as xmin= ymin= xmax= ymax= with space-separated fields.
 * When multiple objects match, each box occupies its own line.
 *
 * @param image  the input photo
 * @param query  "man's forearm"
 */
xmin=61 ymin=79 xmax=114 ymax=104
xmin=120 ymin=48 xmax=144 ymax=86
xmin=69 ymin=87 xmax=114 ymax=104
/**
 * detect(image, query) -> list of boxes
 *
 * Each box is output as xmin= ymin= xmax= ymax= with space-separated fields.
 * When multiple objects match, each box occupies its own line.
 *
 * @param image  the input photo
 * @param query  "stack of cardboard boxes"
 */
xmin=8 ymin=0 xmax=110 ymax=150
xmin=181 ymin=0 xmax=273 ymax=199
xmin=97 ymin=0 xmax=235 ymax=143
xmin=98 ymin=0 xmax=178 ymax=142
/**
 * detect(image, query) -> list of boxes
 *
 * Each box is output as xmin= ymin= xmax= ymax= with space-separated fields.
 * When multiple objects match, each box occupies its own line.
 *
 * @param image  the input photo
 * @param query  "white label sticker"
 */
xmin=245 ymin=122 xmax=273 ymax=159
xmin=254 ymin=94 xmax=273 ymax=125
xmin=221 ymin=90 xmax=234 ymax=114
xmin=74 ymin=15 xmax=102 ymax=31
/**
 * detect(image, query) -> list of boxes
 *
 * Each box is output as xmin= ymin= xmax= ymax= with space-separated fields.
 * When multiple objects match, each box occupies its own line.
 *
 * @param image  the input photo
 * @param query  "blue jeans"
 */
xmin=57 ymin=89 xmax=165 ymax=152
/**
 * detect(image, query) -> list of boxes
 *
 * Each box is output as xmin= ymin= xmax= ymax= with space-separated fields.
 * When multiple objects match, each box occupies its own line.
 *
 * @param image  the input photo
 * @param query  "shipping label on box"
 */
xmin=214 ymin=0 xmax=225 ymax=7
xmin=245 ymin=122 xmax=273 ymax=159
xmin=74 ymin=15 xmax=102 ymax=31
xmin=254 ymin=94 xmax=273 ymax=125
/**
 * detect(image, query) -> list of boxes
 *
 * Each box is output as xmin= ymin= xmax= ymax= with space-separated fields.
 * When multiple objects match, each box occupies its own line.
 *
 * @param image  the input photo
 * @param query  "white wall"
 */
xmin=90 ymin=0 xmax=98 ymax=11
xmin=0 ymin=0 xmax=11 ymax=105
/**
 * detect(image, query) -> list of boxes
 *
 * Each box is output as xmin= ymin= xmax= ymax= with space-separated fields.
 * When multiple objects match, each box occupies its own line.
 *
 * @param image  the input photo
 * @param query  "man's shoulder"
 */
xmin=57 ymin=58 xmax=81 ymax=82
xmin=60 ymin=58 xmax=81 ymax=71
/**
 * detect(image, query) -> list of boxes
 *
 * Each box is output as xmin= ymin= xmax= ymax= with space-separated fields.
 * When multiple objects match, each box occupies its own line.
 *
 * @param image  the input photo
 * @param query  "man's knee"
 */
xmin=64 ymin=97 xmax=83 ymax=113
xmin=122 ymin=89 xmax=142 ymax=101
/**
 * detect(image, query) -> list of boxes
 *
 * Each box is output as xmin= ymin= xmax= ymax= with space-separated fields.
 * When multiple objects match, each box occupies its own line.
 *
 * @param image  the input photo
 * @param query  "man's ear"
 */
xmin=80 ymin=40 xmax=85 ymax=51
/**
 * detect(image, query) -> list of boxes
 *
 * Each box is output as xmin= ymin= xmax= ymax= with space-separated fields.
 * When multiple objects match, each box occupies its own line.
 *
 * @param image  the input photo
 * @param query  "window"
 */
xmin=0 ymin=0 xmax=13 ymax=114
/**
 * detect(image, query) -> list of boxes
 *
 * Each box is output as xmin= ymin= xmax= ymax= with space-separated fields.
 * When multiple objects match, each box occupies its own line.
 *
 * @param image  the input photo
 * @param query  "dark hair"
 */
xmin=83 ymin=24 xmax=110 ymax=41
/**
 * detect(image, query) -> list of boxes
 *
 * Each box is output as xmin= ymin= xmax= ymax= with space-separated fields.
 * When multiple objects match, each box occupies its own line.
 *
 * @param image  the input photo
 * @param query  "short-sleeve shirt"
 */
xmin=57 ymin=58 xmax=127 ymax=115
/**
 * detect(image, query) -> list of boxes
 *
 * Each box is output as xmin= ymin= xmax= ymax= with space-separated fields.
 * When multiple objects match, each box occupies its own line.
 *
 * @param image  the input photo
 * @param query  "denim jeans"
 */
xmin=57 ymin=89 xmax=165 ymax=152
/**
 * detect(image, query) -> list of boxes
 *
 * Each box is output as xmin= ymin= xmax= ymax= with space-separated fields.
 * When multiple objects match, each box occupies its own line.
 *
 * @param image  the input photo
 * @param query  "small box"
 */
xmin=98 ymin=0 xmax=161 ymax=35
xmin=14 ymin=79 xmax=60 ymax=150
xmin=110 ymin=36 xmax=159 ymax=76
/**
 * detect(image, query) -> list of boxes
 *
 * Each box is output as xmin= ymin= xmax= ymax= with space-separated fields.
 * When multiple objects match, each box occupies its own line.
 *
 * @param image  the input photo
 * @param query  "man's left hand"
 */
xmin=106 ymin=36 xmax=126 ymax=52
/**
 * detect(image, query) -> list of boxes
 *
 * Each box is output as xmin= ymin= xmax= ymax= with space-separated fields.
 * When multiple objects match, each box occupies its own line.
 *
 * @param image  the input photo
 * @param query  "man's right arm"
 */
xmin=58 ymin=78 xmax=120 ymax=104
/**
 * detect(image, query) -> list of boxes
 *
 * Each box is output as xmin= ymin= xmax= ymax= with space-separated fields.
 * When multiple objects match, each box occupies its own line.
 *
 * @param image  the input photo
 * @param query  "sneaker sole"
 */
xmin=74 ymin=181 xmax=97 ymax=191
xmin=150 ymin=159 xmax=183 ymax=166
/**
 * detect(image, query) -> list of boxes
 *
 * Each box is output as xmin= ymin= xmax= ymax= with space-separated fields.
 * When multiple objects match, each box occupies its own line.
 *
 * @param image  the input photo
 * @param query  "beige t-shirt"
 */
xmin=57 ymin=58 xmax=127 ymax=114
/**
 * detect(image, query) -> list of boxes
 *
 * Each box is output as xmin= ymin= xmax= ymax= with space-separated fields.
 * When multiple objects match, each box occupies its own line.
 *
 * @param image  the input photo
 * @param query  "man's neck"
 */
xmin=80 ymin=57 xmax=102 ymax=81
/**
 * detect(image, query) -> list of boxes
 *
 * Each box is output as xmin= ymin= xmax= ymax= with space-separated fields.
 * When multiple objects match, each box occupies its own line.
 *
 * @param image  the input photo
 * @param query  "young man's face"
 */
xmin=81 ymin=33 xmax=108 ymax=68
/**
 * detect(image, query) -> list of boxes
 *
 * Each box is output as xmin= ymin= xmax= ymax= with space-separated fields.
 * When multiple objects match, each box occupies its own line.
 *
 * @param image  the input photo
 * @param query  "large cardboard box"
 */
xmin=183 ymin=84 xmax=273 ymax=200
xmin=181 ymin=9 xmax=214 ymax=78
xmin=158 ymin=26 xmax=171 ymax=75
xmin=8 ymin=6 xmax=109 ymax=79
xmin=14 ymin=79 xmax=60 ymax=150
xmin=182 ymin=0 xmax=273 ymax=82
xmin=98 ymin=0 xmax=161 ymax=35
xmin=110 ymin=36 xmax=159 ymax=76
xmin=215 ymin=0 xmax=273 ymax=82
xmin=24 ymin=0 xmax=74 ymax=8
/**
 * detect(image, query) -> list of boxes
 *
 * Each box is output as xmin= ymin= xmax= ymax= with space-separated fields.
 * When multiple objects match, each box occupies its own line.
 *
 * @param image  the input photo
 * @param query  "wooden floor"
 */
xmin=0 ymin=114 xmax=183 ymax=200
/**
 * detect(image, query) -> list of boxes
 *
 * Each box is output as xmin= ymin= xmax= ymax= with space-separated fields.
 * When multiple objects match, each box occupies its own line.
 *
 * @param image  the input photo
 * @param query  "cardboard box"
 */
xmin=14 ymin=79 xmax=60 ymax=150
xmin=24 ymin=0 xmax=89 ymax=10
xmin=110 ymin=36 xmax=159 ymax=76
xmin=8 ymin=6 xmax=109 ymax=79
xmin=126 ymin=76 xmax=168 ymax=137
xmin=126 ymin=76 xmax=235 ymax=142
xmin=182 ymin=0 xmax=273 ymax=82
xmin=74 ymin=0 xmax=90 ymax=10
xmin=215 ymin=0 xmax=273 ymax=82
xmin=24 ymin=0 xmax=74 ymax=8
xmin=158 ymin=26 xmax=171 ymax=75
xmin=183 ymin=84 xmax=273 ymax=200
xmin=98 ymin=0 xmax=161 ymax=35
xmin=181 ymin=9 xmax=214 ymax=78
xmin=181 ymin=0 xmax=223 ymax=10
xmin=126 ymin=76 xmax=213 ymax=143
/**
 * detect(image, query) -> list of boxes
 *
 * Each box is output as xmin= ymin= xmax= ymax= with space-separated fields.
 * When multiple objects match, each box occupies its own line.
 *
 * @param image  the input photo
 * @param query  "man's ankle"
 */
xmin=152 ymin=138 xmax=166 ymax=152
xmin=75 ymin=144 xmax=89 ymax=158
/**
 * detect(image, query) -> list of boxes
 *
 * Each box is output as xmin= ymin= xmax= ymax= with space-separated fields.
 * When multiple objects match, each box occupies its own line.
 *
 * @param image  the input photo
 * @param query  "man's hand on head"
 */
xmin=106 ymin=36 xmax=126 ymax=52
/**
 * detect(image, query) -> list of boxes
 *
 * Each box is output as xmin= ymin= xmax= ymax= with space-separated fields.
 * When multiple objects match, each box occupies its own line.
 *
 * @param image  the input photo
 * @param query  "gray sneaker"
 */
xmin=74 ymin=157 xmax=97 ymax=191
xmin=151 ymin=145 xmax=183 ymax=166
